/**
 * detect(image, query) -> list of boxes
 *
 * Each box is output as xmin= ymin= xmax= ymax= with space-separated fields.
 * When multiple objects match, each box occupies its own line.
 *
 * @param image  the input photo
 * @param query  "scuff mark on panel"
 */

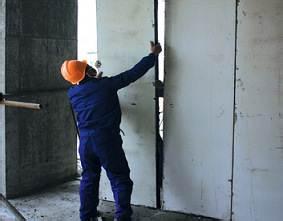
xmin=216 ymin=107 xmax=225 ymax=118
xmin=234 ymin=112 xmax=238 ymax=126
xmin=250 ymin=168 xmax=269 ymax=173
xmin=238 ymin=112 xmax=264 ymax=118
xmin=278 ymin=68 xmax=283 ymax=117
xmin=236 ymin=78 xmax=245 ymax=91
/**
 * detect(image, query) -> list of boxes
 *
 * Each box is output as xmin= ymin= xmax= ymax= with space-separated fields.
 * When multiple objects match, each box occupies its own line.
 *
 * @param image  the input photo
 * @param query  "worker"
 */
xmin=60 ymin=42 xmax=162 ymax=221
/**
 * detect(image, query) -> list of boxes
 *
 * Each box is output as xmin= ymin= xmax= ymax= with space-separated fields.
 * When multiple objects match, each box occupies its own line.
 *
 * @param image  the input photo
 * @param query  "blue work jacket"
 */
xmin=68 ymin=53 xmax=156 ymax=137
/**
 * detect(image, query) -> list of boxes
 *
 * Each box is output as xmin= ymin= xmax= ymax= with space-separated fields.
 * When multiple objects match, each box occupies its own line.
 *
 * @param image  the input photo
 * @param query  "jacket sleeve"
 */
xmin=109 ymin=53 xmax=156 ymax=90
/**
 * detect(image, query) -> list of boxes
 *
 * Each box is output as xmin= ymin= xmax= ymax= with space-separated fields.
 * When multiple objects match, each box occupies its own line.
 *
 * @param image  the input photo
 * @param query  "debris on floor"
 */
xmin=0 ymin=194 xmax=25 ymax=221
xmin=10 ymin=181 xmax=217 ymax=221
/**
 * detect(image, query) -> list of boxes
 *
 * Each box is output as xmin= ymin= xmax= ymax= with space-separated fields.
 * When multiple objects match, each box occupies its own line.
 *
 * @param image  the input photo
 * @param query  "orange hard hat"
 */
xmin=60 ymin=60 xmax=88 ymax=84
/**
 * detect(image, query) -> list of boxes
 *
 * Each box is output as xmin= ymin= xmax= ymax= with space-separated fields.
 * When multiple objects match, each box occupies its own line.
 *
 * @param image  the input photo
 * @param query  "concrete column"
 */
xmin=1 ymin=0 xmax=78 ymax=197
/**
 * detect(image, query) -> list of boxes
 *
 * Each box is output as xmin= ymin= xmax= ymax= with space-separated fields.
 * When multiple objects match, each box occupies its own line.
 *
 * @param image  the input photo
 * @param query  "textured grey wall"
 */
xmin=2 ymin=0 xmax=78 ymax=197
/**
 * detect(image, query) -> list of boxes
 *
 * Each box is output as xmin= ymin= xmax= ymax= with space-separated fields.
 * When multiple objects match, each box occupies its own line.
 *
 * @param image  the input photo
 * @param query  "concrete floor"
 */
xmin=9 ymin=180 xmax=217 ymax=221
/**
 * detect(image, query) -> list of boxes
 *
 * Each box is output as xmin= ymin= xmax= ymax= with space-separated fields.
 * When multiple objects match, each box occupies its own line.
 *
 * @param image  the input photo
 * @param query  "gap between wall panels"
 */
xmin=230 ymin=0 xmax=240 ymax=220
xmin=154 ymin=0 xmax=160 ymax=209
xmin=154 ymin=0 xmax=166 ymax=209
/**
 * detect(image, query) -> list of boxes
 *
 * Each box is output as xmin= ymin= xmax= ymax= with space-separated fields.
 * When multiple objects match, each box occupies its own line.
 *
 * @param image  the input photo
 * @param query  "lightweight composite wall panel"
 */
xmin=233 ymin=1 xmax=283 ymax=220
xmin=96 ymin=0 xmax=156 ymax=206
xmin=2 ymin=0 xmax=78 ymax=197
xmin=163 ymin=1 xmax=235 ymax=219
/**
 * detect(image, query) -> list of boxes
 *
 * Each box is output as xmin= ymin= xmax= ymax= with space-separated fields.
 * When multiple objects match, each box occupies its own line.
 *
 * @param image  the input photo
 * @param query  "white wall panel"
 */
xmin=233 ymin=1 xmax=283 ymax=220
xmin=96 ymin=0 xmax=156 ymax=207
xmin=163 ymin=1 xmax=235 ymax=219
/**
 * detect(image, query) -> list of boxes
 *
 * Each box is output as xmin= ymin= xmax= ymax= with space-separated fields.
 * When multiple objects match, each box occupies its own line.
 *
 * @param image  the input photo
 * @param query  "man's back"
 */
xmin=68 ymin=77 xmax=122 ymax=134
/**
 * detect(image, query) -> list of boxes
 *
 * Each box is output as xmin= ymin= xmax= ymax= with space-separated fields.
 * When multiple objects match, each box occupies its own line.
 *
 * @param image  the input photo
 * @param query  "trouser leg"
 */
xmin=94 ymin=135 xmax=133 ymax=220
xmin=106 ymin=156 xmax=133 ymax=221
xmin=79 ymin=136 xmax=101 ymax=221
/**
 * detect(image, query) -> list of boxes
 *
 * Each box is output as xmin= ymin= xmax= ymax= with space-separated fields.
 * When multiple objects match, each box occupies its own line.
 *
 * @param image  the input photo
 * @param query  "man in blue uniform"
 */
xmin=60 ymin=42 xmax=162 ymax=221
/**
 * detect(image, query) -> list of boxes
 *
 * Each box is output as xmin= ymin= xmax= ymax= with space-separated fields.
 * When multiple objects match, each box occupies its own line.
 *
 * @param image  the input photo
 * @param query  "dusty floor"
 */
xmin=9 ymin=180 xmax=216 ymax=221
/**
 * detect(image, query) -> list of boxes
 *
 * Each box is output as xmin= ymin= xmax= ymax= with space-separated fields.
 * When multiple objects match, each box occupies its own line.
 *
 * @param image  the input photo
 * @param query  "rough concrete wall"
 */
xmin=4 ymin=0 xmax=78 ymax=197
xmin=0 ymin=0 xmax=6 ymax=195
xmin=96 ymin=0 xmax=156 ymax=207
xmin=233 ymin=0 xmax=283 ymax=220
xmin=163 ymin=1 xmax=235 ymax=219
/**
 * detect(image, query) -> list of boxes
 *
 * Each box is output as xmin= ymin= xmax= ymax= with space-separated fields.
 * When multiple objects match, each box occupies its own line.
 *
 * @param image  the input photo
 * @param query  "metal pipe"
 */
xmin=0 ymin=100 xmax=42 ymax=110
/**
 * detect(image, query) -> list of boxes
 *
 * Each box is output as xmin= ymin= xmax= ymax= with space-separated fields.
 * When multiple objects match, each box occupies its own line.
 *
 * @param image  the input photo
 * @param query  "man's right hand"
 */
xmin=150 ymin=41 xmax=162 ymax=56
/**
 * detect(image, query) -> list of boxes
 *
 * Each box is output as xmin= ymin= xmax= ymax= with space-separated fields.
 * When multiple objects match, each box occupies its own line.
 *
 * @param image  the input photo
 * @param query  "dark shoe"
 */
xmin=87 ymin=211 xmax=104 ymax=221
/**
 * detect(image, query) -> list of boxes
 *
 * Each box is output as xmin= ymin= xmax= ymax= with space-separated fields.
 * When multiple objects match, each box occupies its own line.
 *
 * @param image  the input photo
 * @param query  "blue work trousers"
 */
xmin=79 ymin=133 xmax=133 ymax=221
